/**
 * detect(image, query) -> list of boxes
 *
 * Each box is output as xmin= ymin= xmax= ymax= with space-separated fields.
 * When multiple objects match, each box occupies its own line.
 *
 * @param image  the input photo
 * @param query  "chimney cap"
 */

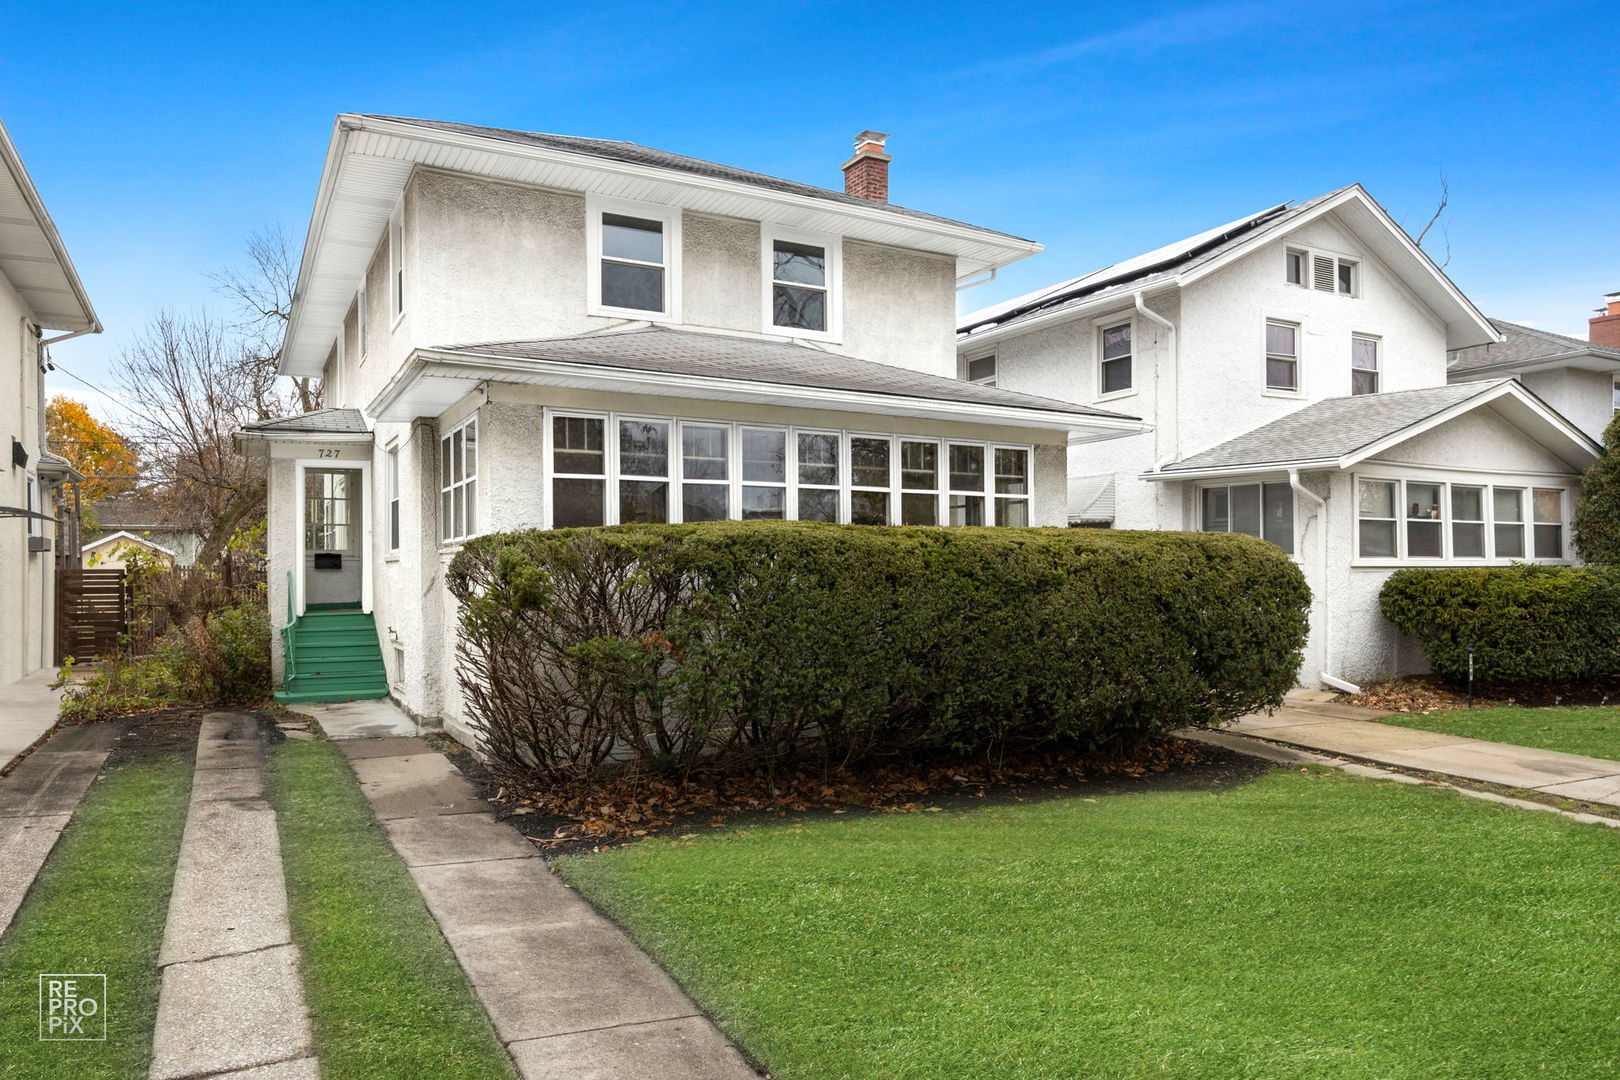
xmin=853 ymin=130 xmax=890 ymax=149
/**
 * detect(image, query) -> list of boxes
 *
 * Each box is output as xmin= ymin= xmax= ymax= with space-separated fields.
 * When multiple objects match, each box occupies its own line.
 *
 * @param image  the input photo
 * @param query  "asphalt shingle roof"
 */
xmin=1159 ymin=382 xmax=1506 ymax=473
xmin=239 ymin=408 xmax=370 ymax=434
xmin=435 ymin=327 xmax=1138 ymax=421
xmin=1449 ymin=318 xmax=1620 ymax=374
xmin=959 ymin=188 xmax=1352 ymax=337
xmin=367 ymin=116 xmax=1027 ymax=242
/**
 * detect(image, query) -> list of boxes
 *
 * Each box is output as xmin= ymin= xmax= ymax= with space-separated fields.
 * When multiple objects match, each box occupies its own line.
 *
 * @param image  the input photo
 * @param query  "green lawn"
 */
xmin=1375 ymin=705 xmax=1620 ymax=761
xmin=0 ymin=754 xmax=192 ymax=1079
xmin=269 ymin=738 xmax=516 ymax=1079
xmin=561 ymin=768 xmax=1620 ymax=1080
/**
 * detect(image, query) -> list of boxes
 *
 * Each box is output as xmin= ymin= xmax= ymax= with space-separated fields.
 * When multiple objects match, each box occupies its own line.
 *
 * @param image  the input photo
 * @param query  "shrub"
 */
xmin=60 ymin=600 xmax=273 ymax=721
xmin=1575 ymin=410 xmax=1620 ymax=563
xmin=1379 ymin=564 xmax=1620 ymax=684
xmin=447 ymin=522 xmax=1310 ymax=788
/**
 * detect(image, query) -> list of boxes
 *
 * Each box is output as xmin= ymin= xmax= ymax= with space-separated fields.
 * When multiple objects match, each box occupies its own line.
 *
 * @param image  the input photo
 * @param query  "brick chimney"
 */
xmin=841 ymin=131 xmax=891 ymax=202
xmin=1592 ymin=291 xmax=1620 ymax=349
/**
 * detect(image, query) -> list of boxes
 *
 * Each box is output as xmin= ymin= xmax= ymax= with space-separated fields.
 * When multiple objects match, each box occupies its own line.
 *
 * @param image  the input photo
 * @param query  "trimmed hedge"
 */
xmin=446 ymin=522 xmax=1310 ymax=786
xmin=1380 ymin=564 xmax=1620 ymax=684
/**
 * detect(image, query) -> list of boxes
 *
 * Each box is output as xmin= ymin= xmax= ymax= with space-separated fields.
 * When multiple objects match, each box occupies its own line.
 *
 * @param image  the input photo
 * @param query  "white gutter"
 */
xmin=1135 ymin=292 xmax=1178 ymax=469
xmin=40 ymin=327 xmax=97 ymax=348
xmin=1289 ymin=468 xmax=1359 ymax=694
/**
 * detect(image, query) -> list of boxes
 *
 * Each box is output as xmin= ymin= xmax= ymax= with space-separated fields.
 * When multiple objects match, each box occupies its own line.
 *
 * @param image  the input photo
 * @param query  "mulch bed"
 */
xmin=1345 ymin=675 xmax=1620 ymax=713
xmin=445 ymin=738 xmax=1275 ymax=858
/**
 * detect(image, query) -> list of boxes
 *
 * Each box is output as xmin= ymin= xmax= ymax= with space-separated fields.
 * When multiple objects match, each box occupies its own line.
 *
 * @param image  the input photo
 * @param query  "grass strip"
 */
xmin=0 ymin=753 xmax=192 ymax=1079
xmin=562 ymin=767 xmax=1620 ymax=1080
xmin=269 ymin=738 xmax=516 ymax=1079
xmin=1375 ymin=704 xmax=1620 ymax=761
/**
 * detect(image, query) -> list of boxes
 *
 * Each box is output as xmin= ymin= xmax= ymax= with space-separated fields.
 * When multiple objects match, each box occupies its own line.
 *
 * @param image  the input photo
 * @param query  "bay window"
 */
xmin=1201 ymin=481 xmax=1294 ymax=554
xmin=1355 ymin=475 xmax=1571 ymax=562
xmin=440 ymin=416 xmax=477 ymax=541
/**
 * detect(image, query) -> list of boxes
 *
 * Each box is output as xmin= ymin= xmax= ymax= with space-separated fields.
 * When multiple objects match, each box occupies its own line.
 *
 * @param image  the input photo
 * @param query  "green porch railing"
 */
xmin=282 ymin=570 xmax=298 ymax=684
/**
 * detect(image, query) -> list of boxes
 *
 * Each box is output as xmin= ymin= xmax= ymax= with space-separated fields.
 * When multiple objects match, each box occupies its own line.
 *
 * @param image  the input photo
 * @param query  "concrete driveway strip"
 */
xmin=342 ymin=737 xmax=760 ymax=1079
xmin=0 ymin=669 xmax=68 ymax=771
xmin=149 ymin=712 xmax=316 ymax=1080
xmin=0 ymin=723 xmax=118 ymax=936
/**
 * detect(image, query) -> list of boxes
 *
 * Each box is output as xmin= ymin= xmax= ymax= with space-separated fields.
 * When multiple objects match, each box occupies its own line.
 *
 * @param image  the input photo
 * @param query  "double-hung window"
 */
xmin=590 ymin=198 xmax=679 ymax=319
xmin=1200 ymin=482 xmax=1294 ymax=554
xmin=948 ymin=445 xmax=986 ymax=525
xmin=440 ymin=416 xmax=478 ymax=541
xmin=1266 ymin=321 xmax=1300 ymax=392
xmin=994 ymin=448 xmax=1030 ymax=527
xmin=388 ymin=212 xmax=404 ymax=320
xmin=357 ymin=286 xmax=367 ymax=361
xmin=740 ymin=428 xmax=787 ymax=519
xmin=1351 ymin=335 xmax=1379 ymax=395
xmin=552 ymin=415 xmax=606 ymax=528
xmin=619 ymin=419 xmax=671 ymax=524
xmin=796 ymin=432 xmax=840 ymax=522
xmin=681 ymin=423 xmax=730 ymax=522
xmin=1100 ymin=323 xmax=1132 ymax=395
xmin=385 ymin=446 xmax=400 ymax=551
xmin=900 ymin=440 xmax=940 ymax=526
xmin=1355 ymin=476 xmax=1571 ymax=562
xmin=24 ymin=472 xmax=39 ymax=537
xmin=849 ymin=437 xmax=892 ymax=526
xmin=766 ymin=228 xmax=837 ymax=338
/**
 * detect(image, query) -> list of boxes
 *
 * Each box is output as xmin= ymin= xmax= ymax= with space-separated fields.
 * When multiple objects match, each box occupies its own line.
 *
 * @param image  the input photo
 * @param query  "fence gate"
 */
xmin=56 ymin=568 xmax=129 ymax=663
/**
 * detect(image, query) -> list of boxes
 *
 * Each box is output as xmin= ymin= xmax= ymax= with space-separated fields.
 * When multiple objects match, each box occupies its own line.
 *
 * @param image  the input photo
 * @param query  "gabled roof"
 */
xmin=0 ymin=119 xmax=99 ymax=333
xmin=1147 ymin=380 xmax=1599 ymax=478
xmin=238 ymin=408 xmax=370 ymax=435
xmin=1449 ymin=318 xmax=1620 ymax=377
xmin=281 ymin=114 xmax=1042 ymax=377
xmin=83 ymin=530 xmax=179 ymax=559
xmin=368 ymin=326 xmax=1146 ymax=439
xmin=959 ymin=184 xmax=1498 ymax=351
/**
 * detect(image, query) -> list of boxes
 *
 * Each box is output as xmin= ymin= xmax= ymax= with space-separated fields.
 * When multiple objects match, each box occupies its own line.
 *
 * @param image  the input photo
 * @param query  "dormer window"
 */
xmin=588 ymin=197 xmax=681 ymax=320
xmin=763 ymin=226 xmax=839 ymax=339
xmin=964 ymin=355 xmax=997 ymax=386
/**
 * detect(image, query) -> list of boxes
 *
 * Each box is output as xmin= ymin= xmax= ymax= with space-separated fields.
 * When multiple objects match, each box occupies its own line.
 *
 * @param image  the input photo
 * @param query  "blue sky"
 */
xmin=6 ymin=0 xmax=1615 ymax=420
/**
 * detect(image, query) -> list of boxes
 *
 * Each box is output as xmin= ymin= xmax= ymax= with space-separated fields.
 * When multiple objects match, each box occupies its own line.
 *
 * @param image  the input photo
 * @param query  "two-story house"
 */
xmin=959 ymin=185 xmax=1600 ymax=689
xmin=1 ymin=119 xmax=99 ymax=688
xmin=1448 ymin=313 xmax=1620 ymax=443
xmin=239 ymin=115 xmax=1147 ymax=736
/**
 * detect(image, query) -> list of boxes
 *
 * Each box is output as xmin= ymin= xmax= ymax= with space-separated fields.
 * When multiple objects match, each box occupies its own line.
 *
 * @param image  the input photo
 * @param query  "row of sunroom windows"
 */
xmin=433 ymin=412 xmax=1034 ymax=540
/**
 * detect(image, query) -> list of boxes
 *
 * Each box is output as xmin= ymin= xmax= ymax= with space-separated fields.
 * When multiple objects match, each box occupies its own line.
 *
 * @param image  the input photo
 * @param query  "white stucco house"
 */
xmin=958 ymin=185 xmax=1602 ymax=689
xmin=238 ymin=115 xmax=1147 ymax=730
xmin=1448 ymin=318 xmax=1620 ymax=443
xmin=0 ymin=118 xmax=99 ymax=687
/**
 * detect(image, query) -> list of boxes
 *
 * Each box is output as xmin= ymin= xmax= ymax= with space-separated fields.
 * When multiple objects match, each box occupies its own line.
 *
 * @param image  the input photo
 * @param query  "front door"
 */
xmin=304 ymin=468 xmax=362 ymax=609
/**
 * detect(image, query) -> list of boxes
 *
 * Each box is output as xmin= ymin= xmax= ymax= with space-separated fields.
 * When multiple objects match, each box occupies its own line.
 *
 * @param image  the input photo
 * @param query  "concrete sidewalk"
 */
xmin=343 ymin=737 xmax=759 ymax=1080
xmin=1230 ymin=697 xmax=1620 ymax=806
xmin=0 ymin=669 xmax=67 ymax=772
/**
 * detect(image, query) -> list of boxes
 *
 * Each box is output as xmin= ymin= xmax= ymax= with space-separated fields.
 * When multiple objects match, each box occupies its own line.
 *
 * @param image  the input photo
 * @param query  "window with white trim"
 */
xmin=948 ymin=444 xmax=987 ymax=525
xmin=1355 ymin=476 xmax=1571 ymax=563
xmin=900 ymin=440 xmax=939 ymax=526
xmin=1351 ymin=335 xmax=1379 ymax=395
xmin=388 ymin=212 xmax=404 ymax=320
xmin=439 ymin=416 xmax=477 ymax=542
xmin=1285 ymin=248 xmax=1305 ymax=285
xmin=765 ymin=229 xmax=837 ymax=338
xmin=357 ymin=286 xmax=367 ymax=360
xmin=994 ymin=448 xmax=1030 ymax=527
xmin=796 ymin=432 xmax=840 ymax=522
xmin=1266 ymin=321 xmax=1299 ymax=392
xmin=741 ymin=427 xmax=787 ymax=519
xmin=619 ymin=418 xmax=671 ymax=524
xmin=386 ymin=446 xmax=400 ymax=551
xmin=1308 ymin=252 xmax=1357 ymax=295
xmin=552 ymin=415 xmax=607 ymax=527
xmin=1612 ymin=378 xmax=1620 ymax=413
xmin=589 ymin=198 xmax=679 ymax=318
xmin=964 ymin=355 xmax=997 ymax=386
xmin=306 ymin=471 xmax=352 ymax=551
xmin=1100 ymin=323 xmax=1132 ymax=396
xmin=1199 ymin=481 xmax=1294 ymax=554
xmin=24 ymin=472 xmax=39 ymax=537
xmin=849 ymin=436 xmax=891 ymax=526
xmin=681 ymin=423 xmax=730 ymax=522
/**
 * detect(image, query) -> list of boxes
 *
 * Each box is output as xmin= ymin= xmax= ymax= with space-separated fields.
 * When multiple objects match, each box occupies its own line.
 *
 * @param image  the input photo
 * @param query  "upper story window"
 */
xmin=1285 ymin=249 xmax=1305 ymax=285
xmin=1351 ymin=335 xmax=1379 ymax=395
xmin=388 ymin=211 xmax=404 ymax=321
xmin=964 ymin=355 xmax=997 ymax=386
xmin=1199 ymin=481 xmax=1294 ymax=554
xmin=385 ymin=445 xmax=400 ymax=551
xmin=1100 ymin=322 xmax=1132 ymax=396
xmin=440 ymin=415 xmax=478 ymax=542
xmin=357 ymin=286 xmax=367 ymax=361
xmin=1265 ymin=321 xmax=1300 ymax=392
xmin=1612 ymin=378 xmax=1620 ymax=413
xmin=588 ymin=197 xmax=681 ymax=319
xmin=1287 ymin=246 xmax=1358 ymax=296
xmin=1355 ymin=476 xmax=1568 ymax=563
xmin=765 ymin=228 xmax=839 ymax=339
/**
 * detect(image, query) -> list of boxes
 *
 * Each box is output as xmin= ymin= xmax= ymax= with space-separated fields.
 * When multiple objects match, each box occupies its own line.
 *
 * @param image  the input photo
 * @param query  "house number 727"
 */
xmin=317 ymin=449 xmax=342 ymax=458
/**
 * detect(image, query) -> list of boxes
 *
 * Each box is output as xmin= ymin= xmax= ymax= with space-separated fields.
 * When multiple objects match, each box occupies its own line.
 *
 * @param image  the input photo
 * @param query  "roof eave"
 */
xmin=0 ymin=120 xmax=101 ymax=334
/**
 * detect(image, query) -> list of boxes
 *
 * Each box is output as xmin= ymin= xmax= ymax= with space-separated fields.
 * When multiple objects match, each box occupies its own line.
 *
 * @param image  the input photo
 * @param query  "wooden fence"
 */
xmin=56 ymin=568 xmax=130 ymax=663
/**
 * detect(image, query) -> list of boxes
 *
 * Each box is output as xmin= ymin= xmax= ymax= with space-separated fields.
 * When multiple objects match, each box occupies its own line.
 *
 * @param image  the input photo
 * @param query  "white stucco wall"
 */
xmin=1517 ymin=366 xmax=1613 ymax=444
xmin=0 ymin=269 xmax=57 ymax=684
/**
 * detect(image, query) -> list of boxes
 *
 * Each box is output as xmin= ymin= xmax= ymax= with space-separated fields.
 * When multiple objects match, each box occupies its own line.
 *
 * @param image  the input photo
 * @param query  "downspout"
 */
xmin=956 ymin=267 xmax=997 ymax=292
xmin=1133 ymin=292 xmax=1178 ymax=469
xmin=1289 ymin=468 xmax=1360 ymax=694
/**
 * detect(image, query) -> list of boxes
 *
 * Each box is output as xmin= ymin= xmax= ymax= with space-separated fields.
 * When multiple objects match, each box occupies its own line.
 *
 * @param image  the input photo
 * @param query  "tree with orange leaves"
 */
xmin=45 ymin=395 xmax=140 ymax=504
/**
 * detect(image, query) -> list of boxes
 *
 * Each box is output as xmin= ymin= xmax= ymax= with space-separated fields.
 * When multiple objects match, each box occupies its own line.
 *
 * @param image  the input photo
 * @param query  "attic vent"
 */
xmin=1312 ymin=255 xmax=1336 ymax=292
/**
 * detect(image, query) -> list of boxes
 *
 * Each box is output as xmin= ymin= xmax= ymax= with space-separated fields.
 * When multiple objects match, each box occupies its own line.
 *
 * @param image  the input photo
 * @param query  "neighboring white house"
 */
xmin=0 ymin=118 xmax=99 ymax=686
xmin=1448 ymin=318 xmax=1620 ymax=443
xmin=81 ymin=530 xmax=180 ymax=569
xmin=958 ymin=185 xmax=1601 ymax=689
xmin=238 ymin=116 xmax=1147 ymax=733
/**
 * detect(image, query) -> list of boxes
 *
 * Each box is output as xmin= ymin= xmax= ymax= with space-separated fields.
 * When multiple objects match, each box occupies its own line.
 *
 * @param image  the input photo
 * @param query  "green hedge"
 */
xmin=1380 ymin=564 xmax=1620 ymax=684
xmin=446 ymin=522 xmax=1310 ymax=786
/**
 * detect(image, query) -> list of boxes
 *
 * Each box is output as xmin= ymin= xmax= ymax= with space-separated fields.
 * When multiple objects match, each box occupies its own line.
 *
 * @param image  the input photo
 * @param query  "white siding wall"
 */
xmin=0 ymin=269 xmax=55 ymax=685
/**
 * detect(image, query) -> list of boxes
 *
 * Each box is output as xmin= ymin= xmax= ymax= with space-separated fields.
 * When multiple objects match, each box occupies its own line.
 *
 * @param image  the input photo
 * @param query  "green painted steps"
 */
xmin=274 ymin=609 xmax=389 ymax=705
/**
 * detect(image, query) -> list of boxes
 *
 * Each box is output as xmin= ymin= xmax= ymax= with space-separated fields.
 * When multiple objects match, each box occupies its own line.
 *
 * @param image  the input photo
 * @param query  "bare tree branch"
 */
xmin=1414 ymin=175 xmax=1449 ymax=250
xmin=210 ymin=224 xmax=320 ymax=413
